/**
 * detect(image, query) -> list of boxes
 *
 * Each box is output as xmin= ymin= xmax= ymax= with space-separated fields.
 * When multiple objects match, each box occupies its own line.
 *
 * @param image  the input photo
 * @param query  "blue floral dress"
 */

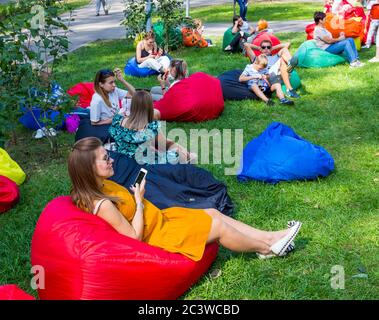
xmin=109 ymin=114 xmax=178 ymax=165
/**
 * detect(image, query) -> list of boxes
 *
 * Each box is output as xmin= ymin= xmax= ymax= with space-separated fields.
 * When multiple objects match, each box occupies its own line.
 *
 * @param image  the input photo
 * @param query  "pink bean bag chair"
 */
xmin=0 ymin=285 xmax=35 ymax=300
xmin=31 ymin=196 xmax=218 ymax=300
xmin=154 ymin=72 xmax=224 ymax=122
xmin=251 ymin=33 xmax=281 ymax=57
xmin=67 ymin=82 xmax=95 ymax=108
xmin=0 ymin=176 xmax=20 ymax=214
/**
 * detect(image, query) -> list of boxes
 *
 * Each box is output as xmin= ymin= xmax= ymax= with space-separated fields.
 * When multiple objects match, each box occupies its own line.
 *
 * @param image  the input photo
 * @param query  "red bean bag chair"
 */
xmin=31 ymin=196 xmax=219 ymax=300
xmin=154 ymin=72 xmax=224 ymax=122
xmin=0 ymin=285 xmax=35 ymax=300
xmin=250 ymin=33 xmax=281 ymax=57
xmin=305 ymin=23 xmax=316 ymax=40
xmin=67 ymin=82 xmax=95 ymax=108
xmin=0 ymin=176 xmax=20 ymax=214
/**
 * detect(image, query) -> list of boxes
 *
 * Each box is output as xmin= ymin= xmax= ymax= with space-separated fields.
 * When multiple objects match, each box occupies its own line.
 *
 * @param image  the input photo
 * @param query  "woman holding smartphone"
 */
xmin=136 ymin=31 xmax=170 ymax=74
xmin=68 ymin=136 xmax=302 ymax=261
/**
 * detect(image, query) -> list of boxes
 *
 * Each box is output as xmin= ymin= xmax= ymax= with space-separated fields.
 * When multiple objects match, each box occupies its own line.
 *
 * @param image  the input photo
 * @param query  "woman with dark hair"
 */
xmin=313 ymin=11 xmax=364 ymax=67
xmin=90 ymin=69 xmax=136 ymax=126
xmin=136 ymin=31 xmax=170 ymax=74
xmin=68 ymin=136 xmax=302 ymax=261
xmin=109 ymin=90 xmax=195 ymax=164
xmin=150 ymin=59 xmax=188 ymax=101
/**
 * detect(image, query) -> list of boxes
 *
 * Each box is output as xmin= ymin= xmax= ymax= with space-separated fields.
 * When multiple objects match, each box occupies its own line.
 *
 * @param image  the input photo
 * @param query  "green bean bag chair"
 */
xmin=294 ymin=40 xmax=346 ymax=68
xmin=222 ymin=27 xmax=249 ymax=51
xmin=153 ymin=21 xmax=182 ymax=51
xmin=282 ymin=69 xmax=301 ymax=92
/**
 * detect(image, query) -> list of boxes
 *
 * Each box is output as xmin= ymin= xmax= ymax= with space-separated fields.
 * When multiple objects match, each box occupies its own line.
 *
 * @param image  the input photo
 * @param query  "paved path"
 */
xmin=62 ymin=0 xmax=312 ymax=53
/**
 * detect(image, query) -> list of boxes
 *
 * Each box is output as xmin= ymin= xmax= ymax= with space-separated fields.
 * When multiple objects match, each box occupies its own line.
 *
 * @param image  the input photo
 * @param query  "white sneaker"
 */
xmin=350 ymin=60 xmax=365 ymax=68
xmin=33 ymin=128 xmax=46 ymax=139
xmin=369 ymin=57 xmax=379 ymax=63
xmin=48 ymin=128 xmax=57 ymax=137
xmin=270 ymin=221 xmax=302 ymax=256
xmin=361 ymin=44 xmax=370 ymax=49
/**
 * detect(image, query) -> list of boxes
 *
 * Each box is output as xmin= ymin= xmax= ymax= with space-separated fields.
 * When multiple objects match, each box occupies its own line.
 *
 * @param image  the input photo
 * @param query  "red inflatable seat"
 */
xmin=67 ymin=82 xmax=95 ymax=108
xmin=0 ymin=176 xmax=20 ymax=214
xmin=305 ymin=23 xmax=316 ymax=40
xmin=31 ymin=196 xmax=218 ymax=300
xmin=0 ymin=285 xmax=35 ymax=300
xmin=250 ymin=33 xmax=281 ymax=57
xmin=154 ymin=72 xmax=224 ymax=122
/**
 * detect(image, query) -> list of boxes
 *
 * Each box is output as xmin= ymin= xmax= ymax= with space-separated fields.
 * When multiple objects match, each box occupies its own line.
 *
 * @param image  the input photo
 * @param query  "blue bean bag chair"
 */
xmin=124 ymin=57 xmax=159 ymax=77
xmin=237 ymin=122 xmax=335 ymax=184
xmin=19 ymin=107 xmax=65 ymax=131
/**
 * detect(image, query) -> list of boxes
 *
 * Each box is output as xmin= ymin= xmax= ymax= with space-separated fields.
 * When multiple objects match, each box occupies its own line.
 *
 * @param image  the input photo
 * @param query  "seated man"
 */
xmin=243 ymin=40 xmax=301 ymax=99
xmin=223 ymin=15 xmax=256 ymax=53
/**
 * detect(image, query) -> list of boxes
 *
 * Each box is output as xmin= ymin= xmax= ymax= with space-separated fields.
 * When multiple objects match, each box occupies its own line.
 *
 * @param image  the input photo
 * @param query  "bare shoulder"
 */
xmin=96 ymin=200 xmax=122 ymax=224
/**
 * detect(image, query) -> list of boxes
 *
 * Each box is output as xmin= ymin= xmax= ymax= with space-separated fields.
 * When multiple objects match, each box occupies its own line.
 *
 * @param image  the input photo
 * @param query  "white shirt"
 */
xmin=90 ymin=87 xmax=128 ymax=122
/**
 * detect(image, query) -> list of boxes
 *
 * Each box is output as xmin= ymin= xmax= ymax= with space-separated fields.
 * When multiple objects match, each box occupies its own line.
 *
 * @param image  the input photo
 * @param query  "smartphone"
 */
xmin=132 ymin=168 xmax=147 ymax=188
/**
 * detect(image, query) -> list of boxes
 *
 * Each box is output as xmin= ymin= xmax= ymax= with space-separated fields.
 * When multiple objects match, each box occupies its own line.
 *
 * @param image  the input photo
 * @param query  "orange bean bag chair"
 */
xmin=325 ymin=13 xmax=365 ymax=42
xmin=154 ymin=72 xmax=224 ymax=122
xmin=182 ymin=27 xmax=208 ymax=48
xmin=250 ymin=33 xmax=281 ymax=57
xmin=0 ymin=285 xmax=35 ymax=300
xmin=31 ymin=196 xmax=218 ymax=300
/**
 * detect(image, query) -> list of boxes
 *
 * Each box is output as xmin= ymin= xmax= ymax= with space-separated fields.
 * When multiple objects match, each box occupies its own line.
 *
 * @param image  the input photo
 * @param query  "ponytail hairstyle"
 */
xmin=94 ymin=69 xmax=115 ymax=108
xmin=169 ymin=59 xmax=188 ymax=81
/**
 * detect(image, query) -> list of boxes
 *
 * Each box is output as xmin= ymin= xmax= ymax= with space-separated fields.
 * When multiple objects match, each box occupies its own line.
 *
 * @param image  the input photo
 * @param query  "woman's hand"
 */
xmin=114 ymin=68 xmax=124 ymax=82
xmin=130 ymin=178 xmax=146 ymax=204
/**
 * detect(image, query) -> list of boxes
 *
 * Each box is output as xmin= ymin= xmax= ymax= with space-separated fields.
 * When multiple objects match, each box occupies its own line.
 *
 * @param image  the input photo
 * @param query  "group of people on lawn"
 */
xmin=29 ymin=3 xmax=379 ymax=264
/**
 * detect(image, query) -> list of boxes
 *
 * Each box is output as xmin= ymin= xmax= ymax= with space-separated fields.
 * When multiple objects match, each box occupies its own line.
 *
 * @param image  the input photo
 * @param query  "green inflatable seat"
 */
xmin=294 ymin=40 xmax=346 ymax=68
xmin=282 ymin=69 xmax=301 ymax=92
xmin=153 ymin=21 xmax=182 ymax=50
xmin=222 ymin=27 xmax=249 ymax=51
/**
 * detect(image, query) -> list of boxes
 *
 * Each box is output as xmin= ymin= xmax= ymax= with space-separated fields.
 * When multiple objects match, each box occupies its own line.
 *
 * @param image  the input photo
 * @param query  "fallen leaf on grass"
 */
xmin=209 ymin=269 xmax=222 ymax=280
xmin=352 ymin=273 xmax=368 ymax=279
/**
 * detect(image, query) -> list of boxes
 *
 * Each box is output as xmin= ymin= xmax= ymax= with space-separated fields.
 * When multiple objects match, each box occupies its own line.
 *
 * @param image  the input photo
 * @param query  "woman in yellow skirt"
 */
xmin=68 ymin=138 xmax=302 ymax=260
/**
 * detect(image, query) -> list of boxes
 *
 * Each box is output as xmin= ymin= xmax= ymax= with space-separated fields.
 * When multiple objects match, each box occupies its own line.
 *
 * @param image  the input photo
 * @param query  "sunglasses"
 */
xmin=98 ymin=152 xmax=112 ymax=164
xmin=261 ymin=45 xmax=272 ymax=50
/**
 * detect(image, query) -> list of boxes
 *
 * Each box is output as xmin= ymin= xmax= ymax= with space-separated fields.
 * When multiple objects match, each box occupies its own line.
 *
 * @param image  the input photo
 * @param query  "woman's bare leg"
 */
xmin=204 ymin=209 xmax=288 ymax=243
xmin=206 ymin=216 xmax=272 ymax=254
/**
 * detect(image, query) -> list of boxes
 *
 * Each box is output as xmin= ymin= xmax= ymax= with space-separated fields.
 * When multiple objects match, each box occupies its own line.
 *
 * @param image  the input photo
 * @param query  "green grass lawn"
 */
xmin=1 ymin=32 xmax=378 ymax=299
xmin=190 ymin=1 xmax=323 ymax=23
